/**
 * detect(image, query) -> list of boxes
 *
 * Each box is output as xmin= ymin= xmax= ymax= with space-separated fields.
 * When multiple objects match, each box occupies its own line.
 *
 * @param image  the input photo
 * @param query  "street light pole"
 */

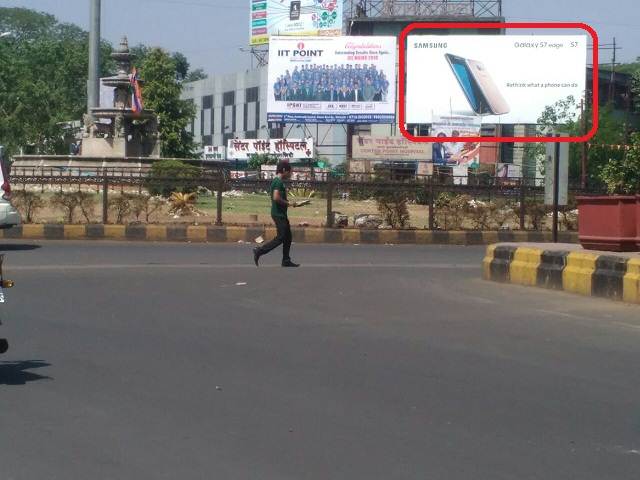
xmin=87 ymin=0 xmax=101 ymax=116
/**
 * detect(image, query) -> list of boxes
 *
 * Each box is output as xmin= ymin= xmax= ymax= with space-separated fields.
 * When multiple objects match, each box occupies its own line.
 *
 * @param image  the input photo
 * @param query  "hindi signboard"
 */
xmin=227 ymin=138 xmax=314 ymax=160
xmin=267 ymin=36 xmax=397 ymax=124
xmin=250 ymin=0 xmax=343 ymax=46
xmin=352 ymin=136 xmax=431 ymax=160
xmin=203 ymin=146 xmax=226 ymax=161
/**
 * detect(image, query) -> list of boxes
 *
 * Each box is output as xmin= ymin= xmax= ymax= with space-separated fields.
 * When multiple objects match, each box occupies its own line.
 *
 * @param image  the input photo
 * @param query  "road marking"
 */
xmin=536 ymin=309 xmax=640 ymax=332
xmin=612 ymin=322 xmax=640 ymax=331
xmin=9 ymin=263 xmax=478 ymax=271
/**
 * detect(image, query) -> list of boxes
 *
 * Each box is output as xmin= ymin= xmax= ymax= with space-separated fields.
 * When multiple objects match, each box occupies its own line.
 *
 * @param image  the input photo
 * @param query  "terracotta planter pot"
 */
xmin=577 ymin=195 xmax=638 ymax=252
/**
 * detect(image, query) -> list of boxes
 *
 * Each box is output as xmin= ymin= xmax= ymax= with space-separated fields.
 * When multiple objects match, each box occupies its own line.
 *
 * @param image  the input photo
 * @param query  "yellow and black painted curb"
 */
xmin=0 ymin=224 xmax=579 ymax=246
xmin=483 ymin=244 xmax=640 ymax=305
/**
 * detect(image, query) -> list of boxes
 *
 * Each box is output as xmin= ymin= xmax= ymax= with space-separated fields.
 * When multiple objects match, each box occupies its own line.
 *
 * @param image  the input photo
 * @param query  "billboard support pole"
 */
xmin=552 ymin=137 xmax=560 ymax=243
xmin=519 ymin=179 xmax=526 ymax=230
xmin=580 ymin=98 xmax=587 ymax=190
xmin=428 ymin=177 xmax=435 ymax=231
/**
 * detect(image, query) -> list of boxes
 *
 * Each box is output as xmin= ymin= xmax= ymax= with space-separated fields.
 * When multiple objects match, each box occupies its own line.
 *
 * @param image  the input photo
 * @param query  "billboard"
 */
xmin=267 ymin=36 xmax=397 ymax=124
xmin=497 ymin=163 xmax=522 ymax=179
xmin=352 ymin=136 xmax=430 ymax=160
xmin=405 ymin=35 xmax=587 ymax=125
xmin=227 ymin=138 xmax=314 ymax=160
xmin=430 ymin=115 xmax=481 ymax=167
xmin=250 ymin=0 xmax=343 ymax=46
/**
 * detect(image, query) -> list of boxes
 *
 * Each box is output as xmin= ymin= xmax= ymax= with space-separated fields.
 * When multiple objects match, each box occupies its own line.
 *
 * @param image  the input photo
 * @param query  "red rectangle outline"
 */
xmin=398 ymin=22 xmax=599 ymax=143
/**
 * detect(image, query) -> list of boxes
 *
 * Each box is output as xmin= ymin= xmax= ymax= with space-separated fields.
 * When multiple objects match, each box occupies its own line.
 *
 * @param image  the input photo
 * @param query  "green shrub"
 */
xmin=434 ymin=193 xmax=470 ymax=230
xmin=147 ymin=160 xmax=201 ymax=197
xmin=130 ymin=194 xmax=165 ymax=222
xmin=371 ymin=175 xmax=411 ymax=229
xmin=108 ymin=194 xmax=134 ymax=224
xmin=13 ymin=190 xmax=45 ymax=223
xmin=51 ymin=191 xmax=96 ymax=223
xmin=524 ymin=201 xmax=549 ymax=230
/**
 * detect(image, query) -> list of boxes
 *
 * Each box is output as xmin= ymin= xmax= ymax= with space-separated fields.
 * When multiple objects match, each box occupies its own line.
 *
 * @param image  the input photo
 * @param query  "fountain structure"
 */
xmin=81 ymin=37 xmax=160 ymax=158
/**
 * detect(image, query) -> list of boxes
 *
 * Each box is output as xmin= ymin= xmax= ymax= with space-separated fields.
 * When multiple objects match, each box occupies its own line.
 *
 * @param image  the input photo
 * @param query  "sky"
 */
xmin=1 ymin=0 xmax=638 ymax=75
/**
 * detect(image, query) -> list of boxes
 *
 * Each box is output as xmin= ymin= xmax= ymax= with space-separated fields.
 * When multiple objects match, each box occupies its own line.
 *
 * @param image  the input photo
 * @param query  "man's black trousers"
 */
xmin=256 ymin=216 xmax=291 ymax=261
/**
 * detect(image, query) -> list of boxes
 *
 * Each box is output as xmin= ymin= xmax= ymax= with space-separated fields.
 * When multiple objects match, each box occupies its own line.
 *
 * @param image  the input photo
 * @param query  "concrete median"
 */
xmin=0 ymin=224 xmax=579 ymax=246
xmin=483 ymin=243 xmax=640 ymax=305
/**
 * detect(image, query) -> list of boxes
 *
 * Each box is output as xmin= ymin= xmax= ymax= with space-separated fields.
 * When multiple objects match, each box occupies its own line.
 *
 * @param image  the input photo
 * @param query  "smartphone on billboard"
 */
xmin=290 ymin=1 xmax=301 ymax=20
xmin=445 ymin=54 xmax=510 ymax=116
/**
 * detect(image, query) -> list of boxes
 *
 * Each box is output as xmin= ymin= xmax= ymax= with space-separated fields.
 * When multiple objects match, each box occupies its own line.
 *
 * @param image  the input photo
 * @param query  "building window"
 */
xmin=354 ymin=124 xmax=371 ymax=136
xmin=232 ymin=105 xmax=236 ymax=133
xmin=223 ymin=91 xmax=235 ymax=106
xmin=202 ymin=95 xmax=213 ymax=109
xmin=223 ymin=133 xmax=234 ymax=145
xmin=407 ymin=124 xmax=429 ymax=136
xmin=500 ymin=125 xmax=515 ymax=164
xmin=245 ymin=130 xmax=257 ymax=139
xmin=245 ymin=86 xmax=259 ymax=103
xmin=203 ymin=135 xmax=213 ymax=147
xmin=270 ymin=122 xmax=283 ymax=138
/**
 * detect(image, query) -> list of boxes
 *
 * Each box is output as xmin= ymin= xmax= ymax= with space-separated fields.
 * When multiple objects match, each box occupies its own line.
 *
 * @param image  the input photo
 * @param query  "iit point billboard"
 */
xmin=405 ymin=35 xmax=588 ymax=125
xmin=267 ymin=36 xmax=397 ymax=124
xmin=250 ymin=0 xmax=343 ymax=46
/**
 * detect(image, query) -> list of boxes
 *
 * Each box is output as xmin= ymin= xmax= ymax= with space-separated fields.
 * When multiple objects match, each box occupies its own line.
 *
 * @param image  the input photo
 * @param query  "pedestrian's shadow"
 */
xmin=0 ymin=360 xmax=51 ymax=385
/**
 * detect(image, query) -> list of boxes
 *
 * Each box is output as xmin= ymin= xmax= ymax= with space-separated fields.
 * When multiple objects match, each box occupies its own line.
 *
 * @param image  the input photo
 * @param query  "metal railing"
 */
xmin=9 ymin=168 xmax=597 ymax=231
xmin=346 ymin=0 xmax=502 ymax=18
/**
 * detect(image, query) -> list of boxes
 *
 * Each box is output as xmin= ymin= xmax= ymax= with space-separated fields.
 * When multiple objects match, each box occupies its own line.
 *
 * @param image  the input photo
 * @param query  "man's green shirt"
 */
xmin=270 ymin=176 xmax=288 ymax=218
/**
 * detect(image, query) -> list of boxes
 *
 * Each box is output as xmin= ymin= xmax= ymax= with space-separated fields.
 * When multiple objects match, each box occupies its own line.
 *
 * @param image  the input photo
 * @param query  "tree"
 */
xmin=522 ymin=96 xmax=625 ymax=186
xmin=0 ymin=7 xmax=113 ymax=155
xmin=522 ymin=96 xmax=580 ymax=179
xmin=171 ymin=52 xmax=189 ymax=81
xmin=599 ymin=133 xmax=640 ymax=194
xmin=184 ymin=68 xmax=208 ymax=83
xmin=130 ymin=43 xmax=150 ymax=69
xmin=248 ymin=153 xmax=278 ymax=170
xmin=633 ymin=69 xmax=640 ymax=114
xmin=140 ymin=48 xmax=197 ymax=158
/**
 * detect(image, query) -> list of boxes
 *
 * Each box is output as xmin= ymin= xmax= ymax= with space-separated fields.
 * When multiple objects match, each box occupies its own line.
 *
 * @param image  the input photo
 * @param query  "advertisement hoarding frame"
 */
xmin=250 ymin=0 xmax=344 ymax=46
xmin=398 ymin=22 xmax=599 ymax=144
xmin=267 ymin=35 xmax=397 ymax=125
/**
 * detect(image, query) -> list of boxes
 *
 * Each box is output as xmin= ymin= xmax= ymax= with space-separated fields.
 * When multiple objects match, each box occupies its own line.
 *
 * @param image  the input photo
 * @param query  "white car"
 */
xmin=0 ymin=148 xmax=20 ymax=229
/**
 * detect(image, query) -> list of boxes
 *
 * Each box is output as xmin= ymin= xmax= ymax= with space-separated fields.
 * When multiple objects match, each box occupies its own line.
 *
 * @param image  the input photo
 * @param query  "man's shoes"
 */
xmin=253 ymin=248 xmax=261 ymax=267
xmin=281 ymin=260 xmax=300 ymax=268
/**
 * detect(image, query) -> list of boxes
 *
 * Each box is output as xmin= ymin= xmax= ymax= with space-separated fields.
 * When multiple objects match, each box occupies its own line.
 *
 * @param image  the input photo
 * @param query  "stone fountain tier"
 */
xmin=91 ymin=109 xmax=157 ymax=120
xmin=81 ymin=36 xmax=160 ymax=158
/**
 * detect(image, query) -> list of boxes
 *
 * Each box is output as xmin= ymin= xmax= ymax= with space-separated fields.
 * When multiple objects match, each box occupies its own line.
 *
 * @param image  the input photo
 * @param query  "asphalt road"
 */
xmin=0 ymin=240 xmax=639 ymax=480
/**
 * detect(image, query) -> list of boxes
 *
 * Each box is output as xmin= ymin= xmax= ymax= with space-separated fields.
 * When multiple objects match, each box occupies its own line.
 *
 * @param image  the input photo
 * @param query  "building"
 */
xmin=181 ymin=68 xmax=348 ymax=163
xmin=184 ymin=0 xmax=629 ymax=180
xmin=182 ymin=0 xmax=506 ymax=169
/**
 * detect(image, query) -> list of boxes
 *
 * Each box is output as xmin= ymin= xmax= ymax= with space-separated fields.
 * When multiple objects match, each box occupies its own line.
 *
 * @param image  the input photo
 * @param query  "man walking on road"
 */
xmin=253 ymin=161 xmax=300 ymax=267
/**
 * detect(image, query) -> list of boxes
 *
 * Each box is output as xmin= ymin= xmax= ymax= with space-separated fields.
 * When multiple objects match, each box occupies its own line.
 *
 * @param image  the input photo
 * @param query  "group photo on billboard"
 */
xmin=267 ymin=36 xmax=397 ymax=124
xmin=250 ymin=0 xmax=343 ymax=46
xmin=405 ymin=35 xmax=587 ymax=125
